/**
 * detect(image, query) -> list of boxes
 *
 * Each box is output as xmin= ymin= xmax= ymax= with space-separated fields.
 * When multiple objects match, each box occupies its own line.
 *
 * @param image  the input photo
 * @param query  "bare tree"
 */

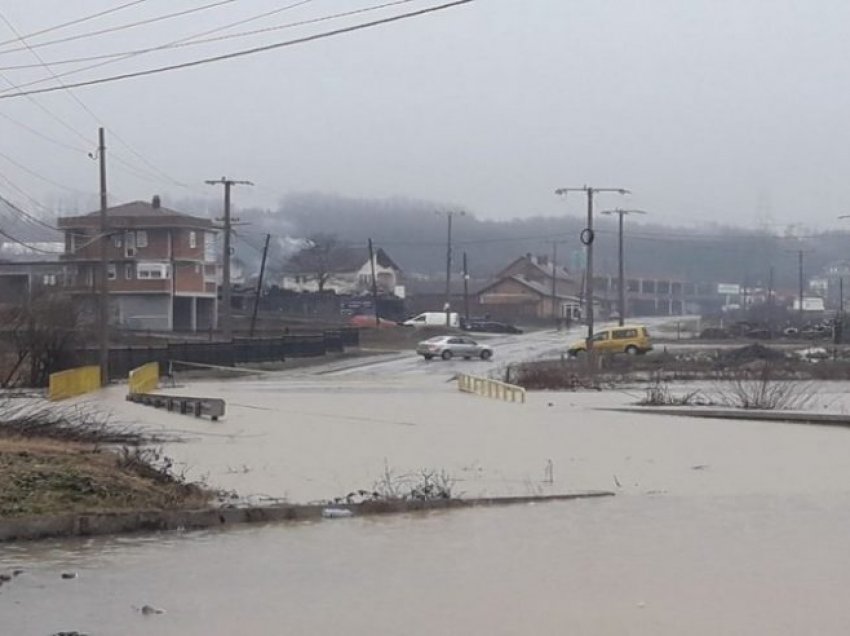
xmin=3 ymin=291 xmax=84 ymax=387
xmin=287 ymin=233 xmax=338 ymax=292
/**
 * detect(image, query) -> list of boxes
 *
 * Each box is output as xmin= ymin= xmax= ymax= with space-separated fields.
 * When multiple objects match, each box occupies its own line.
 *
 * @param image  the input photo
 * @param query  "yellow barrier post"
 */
xmin=128 ymin=362 xmax=159 ymax=395
xmin=48 ymin=366 xmax=102 ymax=401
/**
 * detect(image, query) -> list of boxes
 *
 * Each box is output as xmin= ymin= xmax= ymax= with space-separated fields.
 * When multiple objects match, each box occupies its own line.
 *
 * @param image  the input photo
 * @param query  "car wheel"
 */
xmin=441 ymin=350 xmax=453 ymax=361
xmin=423 ymin=354 xmax=433 ymax=360
xmin=480 ymin=350 xmax=492 ymax=361
xmin=625 ymin=345 xmax=639 ymax=355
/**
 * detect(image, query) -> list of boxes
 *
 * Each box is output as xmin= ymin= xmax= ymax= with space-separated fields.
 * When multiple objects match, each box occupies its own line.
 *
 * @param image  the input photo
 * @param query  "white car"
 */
xmin=416 ymin=335 xmax=493 ymax=361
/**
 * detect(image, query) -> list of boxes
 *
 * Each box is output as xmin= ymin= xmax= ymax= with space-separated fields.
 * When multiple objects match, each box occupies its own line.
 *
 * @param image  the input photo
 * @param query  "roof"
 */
xmin=58 ymin=200 xmax=214 ymax=230
xmin=477 ymin=275 xmax=582 ymax=301
xmin=496 ymin=255 xmax=572 ymax=282
xmin=285 ymin=246 xmax=402 ymax=274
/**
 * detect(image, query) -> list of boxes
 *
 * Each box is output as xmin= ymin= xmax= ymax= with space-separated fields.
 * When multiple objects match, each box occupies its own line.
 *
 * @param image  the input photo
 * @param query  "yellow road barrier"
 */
xmin=48 ymin=365 xmax=101 ymax=401
xmin=457 ymin=373 xmax=526 ymax=404
xmin=128 ymin=362 xmax=159 ymax=395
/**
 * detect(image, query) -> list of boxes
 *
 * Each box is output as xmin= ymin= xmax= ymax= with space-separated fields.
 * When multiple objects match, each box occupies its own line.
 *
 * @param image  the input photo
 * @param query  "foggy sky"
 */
xmin=1 ymin=0 xmax=849 ymax=229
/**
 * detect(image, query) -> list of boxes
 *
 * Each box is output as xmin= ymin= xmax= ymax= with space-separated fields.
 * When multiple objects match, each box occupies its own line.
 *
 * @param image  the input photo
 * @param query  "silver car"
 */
xmin=416 ymin=335 xmax=493 ymax=361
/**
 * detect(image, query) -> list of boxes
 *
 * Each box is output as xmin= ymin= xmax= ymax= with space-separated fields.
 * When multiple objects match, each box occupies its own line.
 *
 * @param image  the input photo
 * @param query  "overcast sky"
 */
xmin=1 ymin=0 xmax=849 ymax=229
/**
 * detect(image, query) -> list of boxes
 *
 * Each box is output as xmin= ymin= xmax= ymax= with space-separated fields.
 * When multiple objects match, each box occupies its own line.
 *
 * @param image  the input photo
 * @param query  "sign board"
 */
xmin=793 ymin=297 xmax=825 ymax=312
xmin=717 ymin=283 xmax=741 ymax=295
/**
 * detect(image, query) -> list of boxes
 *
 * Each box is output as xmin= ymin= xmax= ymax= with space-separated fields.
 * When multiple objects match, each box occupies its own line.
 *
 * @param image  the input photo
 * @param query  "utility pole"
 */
xmin=249 ymin=233 xmax=271 ymax=337
xmin=551 ymin=241 xmax=558 ymax=327
xmin=97 ymin=127 xmax=109 ymax=386
xmin=555 ymin=186 xmax=629 ymax=351
xmin=368 ymin=238 xmax=380 ymax=327
xmin=601 ymin=208 xmax=646 ymax=326
xmin=798 ymin=249 xmax=805 ymax=324
xmin=439 ymin=210 xmax=464 ymax=327
xmin=462 ymin=251 xmax=470 ymax=324
xmin=206 ymin=177 xmax=253 ymax=340
xmin=767 ymin=265 xmax=775 ymax=330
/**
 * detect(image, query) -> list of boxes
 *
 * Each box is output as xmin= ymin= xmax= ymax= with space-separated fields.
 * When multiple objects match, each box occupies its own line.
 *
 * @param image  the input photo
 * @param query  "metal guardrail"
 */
xmin=126 ymin=392 xmax=225 ymax=420
xmin=457 ymin=373 xmax=526 ymax=404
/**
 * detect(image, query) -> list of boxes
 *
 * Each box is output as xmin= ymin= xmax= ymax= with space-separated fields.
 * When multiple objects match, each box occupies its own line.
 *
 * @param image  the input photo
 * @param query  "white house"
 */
xmin=281 ymin=246 xmax=404 ymax=296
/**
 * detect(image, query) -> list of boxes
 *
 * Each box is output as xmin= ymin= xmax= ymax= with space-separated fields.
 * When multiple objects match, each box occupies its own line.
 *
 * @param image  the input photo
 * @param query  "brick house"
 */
xmin=57 ymin=197 xmax=218 ymax=331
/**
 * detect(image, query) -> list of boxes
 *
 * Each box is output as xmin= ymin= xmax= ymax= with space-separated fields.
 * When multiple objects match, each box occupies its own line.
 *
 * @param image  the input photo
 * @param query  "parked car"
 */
xmin=462 ymin=319 xmax=523 ymax=334
xmin=416 ymin=335 xmax=493 ymax=361
xmin=567 ymin=324 xmax=653 ymax=356
xmin=403 ymin=312 xmax=460 ymax=328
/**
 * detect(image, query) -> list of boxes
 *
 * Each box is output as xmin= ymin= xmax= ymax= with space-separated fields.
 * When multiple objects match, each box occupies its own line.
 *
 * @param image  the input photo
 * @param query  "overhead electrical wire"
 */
xmin=0 ymin=0 xmax=476 ymax=99
xmin=0 ymin=0 xmax=239 ymax=56
xmin=0 ymin=0 xmax=416 ymax=74
xmin=0 ymin=0 xmax=152 ymax=49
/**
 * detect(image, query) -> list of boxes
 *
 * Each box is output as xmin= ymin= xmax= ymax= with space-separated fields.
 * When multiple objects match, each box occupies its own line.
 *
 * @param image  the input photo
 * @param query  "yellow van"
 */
xmin=567 ymin=324 xmax=653 ymax=356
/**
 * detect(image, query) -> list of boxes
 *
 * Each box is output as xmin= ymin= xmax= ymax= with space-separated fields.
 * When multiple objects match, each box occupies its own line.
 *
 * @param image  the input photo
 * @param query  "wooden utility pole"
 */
xmin=206 ymin=177 xmax=253 ymax=340
xmin=601 ymin=208 xmax=647 ymax=326
xmin=249 ymin=233 xmax=271 ymax=337
xmin=550 ymin=241 xmax=558 ymax=327
xmin=368 ymin=238 xmax=380 ymax=327
xmin=555 ymin=186 xmax=630 ymax=351
xmin=463 ymin=251 xmax=470 ymax=324
xmin=798 ymin=249 xmax=805 ymax=324
xmin=97 ymin=127 xmax=109 ymax=385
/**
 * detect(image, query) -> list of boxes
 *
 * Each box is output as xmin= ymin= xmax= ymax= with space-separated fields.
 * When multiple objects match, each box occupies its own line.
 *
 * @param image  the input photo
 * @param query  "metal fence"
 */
xmin=68 ymin=329 xmax=359 ymax=378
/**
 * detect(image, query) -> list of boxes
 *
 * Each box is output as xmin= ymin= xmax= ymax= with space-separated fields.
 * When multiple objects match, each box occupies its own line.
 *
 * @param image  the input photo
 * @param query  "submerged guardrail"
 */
xmin=457 ymin=373 xmax=526 ymax=404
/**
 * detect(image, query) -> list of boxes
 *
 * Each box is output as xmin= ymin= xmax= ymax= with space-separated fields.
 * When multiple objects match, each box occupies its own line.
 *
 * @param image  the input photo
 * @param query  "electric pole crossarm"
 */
xmin=206 ymin=177 xmax=253 ymax=340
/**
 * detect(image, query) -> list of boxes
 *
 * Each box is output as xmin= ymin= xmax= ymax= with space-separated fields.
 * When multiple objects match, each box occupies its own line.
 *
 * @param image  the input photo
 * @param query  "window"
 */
xmin=592 ymin=331 xmax=609 ymax=342
xmin=136 ymin=230 xmax=148 ymax=248
xmin=107 ymin=264 xmax=117 ymax=280
xmin=125 ymin=264 xmax=134 ymax=280
xmin=136 ymin=262 xmax=171 ymax=280
xmin=125 ymin=231 xmax=136 ymax=257
xmin=612 ymin=329 xmax=638 ymax=340
xmin=113 ymin=235 xmax=122 ymax=248
xmin=189 ymin=231 xmax=197 ymax=249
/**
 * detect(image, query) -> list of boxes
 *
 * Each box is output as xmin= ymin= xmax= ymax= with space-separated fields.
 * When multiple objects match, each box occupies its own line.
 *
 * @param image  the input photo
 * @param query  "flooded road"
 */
xmin=5 ymin=493 xmax=850 ymax=635
xmin=5 ymin=322 xmax=850 ymax=634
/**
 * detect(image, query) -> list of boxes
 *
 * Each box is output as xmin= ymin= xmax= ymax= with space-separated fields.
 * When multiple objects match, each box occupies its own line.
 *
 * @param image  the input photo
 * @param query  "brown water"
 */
xmin=4 ymin=493 xmax=850 ymax=635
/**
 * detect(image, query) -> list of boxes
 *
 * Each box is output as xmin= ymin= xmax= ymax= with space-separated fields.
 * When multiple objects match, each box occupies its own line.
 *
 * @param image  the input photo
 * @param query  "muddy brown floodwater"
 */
xmin=4 ymin=328 xmax=850 ymax=634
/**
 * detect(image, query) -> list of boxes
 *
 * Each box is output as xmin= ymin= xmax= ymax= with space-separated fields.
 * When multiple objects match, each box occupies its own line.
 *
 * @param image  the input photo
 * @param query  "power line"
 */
xmin=0 ymin=0 xmax=414 ymax=75
xmin=0 ymin=0 xmax=476 ymax=99
xmin=0 ymin=8 xmax=197 ymax=193
xmin=0 ymin=0 xmax=238 ymax=56
xmin=0 ymin=0 xmax=152 ymax=49
xmin=0 ymin=150 xmax=89 ymax=194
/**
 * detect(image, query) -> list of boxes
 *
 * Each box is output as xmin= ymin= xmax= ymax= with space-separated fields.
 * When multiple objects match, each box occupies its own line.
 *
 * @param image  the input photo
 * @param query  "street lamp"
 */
xmin=601 ymin=208 xmax=647 ymax=326
xmin=554 ymin=186 xmax=629 ymax=351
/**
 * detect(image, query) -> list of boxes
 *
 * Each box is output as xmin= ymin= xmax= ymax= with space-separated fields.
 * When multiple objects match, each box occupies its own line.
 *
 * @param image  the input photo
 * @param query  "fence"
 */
xmin=48 ymin=365 xmax=101 ymax=401
xmin=457 ymin=373 xmax=526 ymax=404
xmin=66 ymin=329 xmax=359 ymax=379
xmin=128 ymin=362 xmax=159 ymax=395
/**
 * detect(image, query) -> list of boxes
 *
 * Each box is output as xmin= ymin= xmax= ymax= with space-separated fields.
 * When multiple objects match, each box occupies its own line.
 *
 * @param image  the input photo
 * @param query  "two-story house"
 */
xmin=57 ymin=196 xmax=218 ymax=331
xmin=281 ymin=246 xmax=404 ymax=297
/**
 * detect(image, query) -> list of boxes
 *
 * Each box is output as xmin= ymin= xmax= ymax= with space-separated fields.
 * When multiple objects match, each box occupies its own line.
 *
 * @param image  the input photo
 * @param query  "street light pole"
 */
xmin=602 ymin=208 xmax=647 ymax=326
xmin=555 ymin=186 xmax=629 ymax=351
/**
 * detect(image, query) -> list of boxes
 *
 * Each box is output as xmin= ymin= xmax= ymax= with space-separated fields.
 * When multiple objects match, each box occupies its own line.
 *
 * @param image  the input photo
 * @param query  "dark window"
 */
xmin=612 ymin=329 xmax=638 ymax=339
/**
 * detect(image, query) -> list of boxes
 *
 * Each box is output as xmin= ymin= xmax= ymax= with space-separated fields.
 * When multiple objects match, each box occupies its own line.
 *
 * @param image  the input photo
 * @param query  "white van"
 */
xmin=403 ymin=312 xmax=459 ymax=328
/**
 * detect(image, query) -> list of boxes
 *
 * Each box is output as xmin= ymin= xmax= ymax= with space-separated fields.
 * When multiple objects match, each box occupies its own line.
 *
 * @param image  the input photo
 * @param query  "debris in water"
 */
xmin=691 ymin=464 xmax=709 ymax=471
xmin=613 ymin=474 xmax=622 ymax=488
xmin=0 ymin=573 xmax=11 ymax=582
xmin=139 ymin=604 xmax=166 ymax=615
xmin=60 ymin=572 xmax=78 ymax=580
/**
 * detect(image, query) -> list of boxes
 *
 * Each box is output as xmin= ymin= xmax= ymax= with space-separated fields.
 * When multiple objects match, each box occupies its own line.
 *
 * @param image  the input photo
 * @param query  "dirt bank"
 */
xmin=0 ymin=437 xmax=209 ymax=518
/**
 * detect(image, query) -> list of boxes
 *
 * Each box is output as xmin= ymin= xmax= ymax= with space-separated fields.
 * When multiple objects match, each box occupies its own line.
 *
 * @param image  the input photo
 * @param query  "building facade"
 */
xmin=58 ymin=197 xmax=218 ymax=331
